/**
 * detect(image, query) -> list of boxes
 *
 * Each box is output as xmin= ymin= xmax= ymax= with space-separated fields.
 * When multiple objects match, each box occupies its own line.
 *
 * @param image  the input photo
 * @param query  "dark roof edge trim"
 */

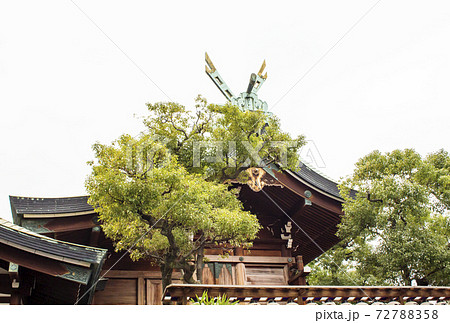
xmin=0 ymin=218 xmax=107 ymax=258
xmin=285 ymin=169 xmax=344 ymax=203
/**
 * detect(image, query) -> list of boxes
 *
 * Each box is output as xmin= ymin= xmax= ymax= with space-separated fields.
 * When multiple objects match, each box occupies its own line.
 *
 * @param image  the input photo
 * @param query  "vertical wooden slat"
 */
xmin=231 ymin=264 xmax=236 ymax=285
xmin=202 ymin=265 xmax=215 ymax=284
xmin=235 ymin=263 xmax=246 ymax=285
xmin=283 ymin=264 xmax=289 ymax=284
xmin=217 ymin=265 xmax=233 ymax=285
xmin=137 ymin=277 xmax=145 ymax=305
xmin=235 ymin=246 xmax=246 ymax=286
xmin=146 ymin=279 xmax=162 ymax=305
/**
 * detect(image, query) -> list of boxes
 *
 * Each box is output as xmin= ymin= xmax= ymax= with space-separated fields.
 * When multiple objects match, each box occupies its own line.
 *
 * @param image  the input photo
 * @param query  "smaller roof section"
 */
xmin=0 ymin=217 xmax=107 ymax=303
xmin=0 ymin=217 xmax=106 ymax=267
xmin=10 ymin=196 xmax=95 ymax=221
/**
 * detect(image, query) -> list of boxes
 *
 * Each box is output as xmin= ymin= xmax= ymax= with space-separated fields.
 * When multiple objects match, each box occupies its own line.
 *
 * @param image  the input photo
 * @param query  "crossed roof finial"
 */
xmin=205 ymin=52 xmax=269 ymax=113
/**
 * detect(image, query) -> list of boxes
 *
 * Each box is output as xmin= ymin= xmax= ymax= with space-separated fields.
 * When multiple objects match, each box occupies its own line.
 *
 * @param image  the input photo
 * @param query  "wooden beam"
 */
xmin=101 ymin=270 xmax=182 ymax=279
xmin=164 ymin=284 xmax=450 ymax=301
xmin=43 ymin=214 xmax=96 ymax=233
xmin=205 ymin=255 xmax=292 ymax=264
xmin=22 ymin=211 xmax=96 ymax=218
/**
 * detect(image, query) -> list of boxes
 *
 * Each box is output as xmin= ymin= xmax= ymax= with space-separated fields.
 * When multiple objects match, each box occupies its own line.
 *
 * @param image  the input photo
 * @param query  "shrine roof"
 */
xmin=0 ymin=217 xmax=106 ymax=265
xmin=10 ymin=195 xmax=94 ymax=215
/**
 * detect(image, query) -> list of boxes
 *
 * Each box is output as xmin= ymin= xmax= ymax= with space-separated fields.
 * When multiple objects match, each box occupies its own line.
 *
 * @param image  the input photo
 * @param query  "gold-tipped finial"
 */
xmin=257 ymin=60 xmax=267 ymax=79
xmin=205 ymin=52 xmax=216 ymax=74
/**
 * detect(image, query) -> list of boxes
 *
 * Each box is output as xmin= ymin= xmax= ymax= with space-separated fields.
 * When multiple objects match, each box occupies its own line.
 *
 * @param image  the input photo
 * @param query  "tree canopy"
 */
xmin=144 ymin=96 xmax=305 ymax=181
xmin=86 ymin=97 xmax=305 ymax=288
xmin=309 ymin=149 xmax=450 ymax=286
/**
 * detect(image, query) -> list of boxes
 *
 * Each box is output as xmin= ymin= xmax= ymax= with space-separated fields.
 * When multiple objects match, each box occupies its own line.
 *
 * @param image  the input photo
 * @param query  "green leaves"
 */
xmin=330 ymin=149 xmax=450 ymax=286
xmin=144 ymin=96 xmax=305 ymax=181
xmin=86 ymin=123 xmax=261 ymax=286
xmin=190 ymin=290 xmax=238 ymax=305
xmin=86 ymin=96 xmax=308 ymax=287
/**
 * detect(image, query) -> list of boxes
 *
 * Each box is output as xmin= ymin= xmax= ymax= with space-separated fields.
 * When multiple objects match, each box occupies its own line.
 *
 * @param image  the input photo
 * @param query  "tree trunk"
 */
xmin=161 ymin=263 xmax=173 ymax=291
xmin=196 ymin=247 xmax=204 ymax=284
xmin=181 ymin=261 xmax=197 ymax=284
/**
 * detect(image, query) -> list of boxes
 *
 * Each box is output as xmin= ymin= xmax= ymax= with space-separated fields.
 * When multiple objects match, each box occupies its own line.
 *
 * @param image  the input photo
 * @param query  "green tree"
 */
xmin=144 ymin=96 xmax=305 ymax=181
xmin=86 ymin=134 xmax=261 ymax=289
xmin=86 ymin=97 xmax=305 ymax=289
xmin=319 ymin=149 xmax=450 ymax=286
xmin=307 ymin=241 xmax=382 ymax=286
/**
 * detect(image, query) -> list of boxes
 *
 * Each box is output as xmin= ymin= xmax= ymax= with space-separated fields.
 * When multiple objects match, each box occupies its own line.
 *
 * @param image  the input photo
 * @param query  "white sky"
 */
xmin=1 ymin=0 xmax=449 ymax=221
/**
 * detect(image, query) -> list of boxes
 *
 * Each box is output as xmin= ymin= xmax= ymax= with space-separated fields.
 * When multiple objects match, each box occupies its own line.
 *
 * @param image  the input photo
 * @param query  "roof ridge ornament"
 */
xmin=205 ymin=52 xmax=269 ymax=113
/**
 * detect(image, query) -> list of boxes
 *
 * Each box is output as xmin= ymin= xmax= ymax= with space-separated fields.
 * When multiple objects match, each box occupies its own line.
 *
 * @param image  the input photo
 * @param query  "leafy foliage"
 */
xmin=190 ymin=290 xmax=238 ymax=305
xmin=310 ymin=149 xmax=450 ymax=286
xmin=86 ymin=97 xmax=304 ymax=289
xmin=144 ymin=96 xmax=305 ymax=181
xmin=86 ymin=134 xmax=260 ymax=288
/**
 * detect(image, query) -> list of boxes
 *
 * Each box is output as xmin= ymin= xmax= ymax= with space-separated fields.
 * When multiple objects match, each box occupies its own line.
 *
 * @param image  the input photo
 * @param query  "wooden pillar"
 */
xmin=137 ymin=276 xmax=145 ymax=305
xmin=297 ymin=290 xmax=306 ymax=305
xmin=89 ymin=226 xmax=101 ymax=247
xmin=296 ymin=256 xmax=306 ymax=285
xmin=235 ymin=247 xmax=246 ymax=286
xmin=8 ymin=263 xmax=21 ymax=305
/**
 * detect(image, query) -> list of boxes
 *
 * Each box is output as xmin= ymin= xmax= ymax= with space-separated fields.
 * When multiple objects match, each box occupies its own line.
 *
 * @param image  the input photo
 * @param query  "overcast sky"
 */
xmin=1 ymin=0 xmax=449 ymax=221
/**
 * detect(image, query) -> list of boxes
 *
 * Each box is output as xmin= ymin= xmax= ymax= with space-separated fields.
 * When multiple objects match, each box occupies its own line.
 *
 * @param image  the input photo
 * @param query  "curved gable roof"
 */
xmin=293 ymin=162 xmax=342 ymax=199
xmin=10 ymin=196 xmax=94 ymax=215
xmin=0 ymin=217 xmax=105 ymax=265
xmin=288 ymin=162 xmax=356 ymax=200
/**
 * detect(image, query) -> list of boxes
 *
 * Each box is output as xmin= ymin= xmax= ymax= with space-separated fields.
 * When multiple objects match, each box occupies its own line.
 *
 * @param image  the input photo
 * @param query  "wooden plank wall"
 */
xmin=201 ymin=257 xmax=290 ymax=287
xmin=92 ymin=271 xmax=179 ymax=305
xmin=93 ymin=258 xmax=290 ymax=305
xmin=93 ymin=279 xmax=137 ymax=305
xmin=92 ymin=277 xmax=164 ymax=305
xmin=245 ymin=265 xmax=287 ymax=285
xmin=93 ymin=240 xmax=290 ymax=304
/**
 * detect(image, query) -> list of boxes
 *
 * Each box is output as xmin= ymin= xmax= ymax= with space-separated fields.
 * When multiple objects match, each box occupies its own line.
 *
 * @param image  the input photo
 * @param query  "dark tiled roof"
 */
xmin=0 ymin=218 xmax=105 ymax=264
xmin=10 ymin=196 xmax=94 ymax=214
xmin=293 ymin=162 xmax=342 ymax=199
xmin=292 ymin=163 xmax=356 ymax=199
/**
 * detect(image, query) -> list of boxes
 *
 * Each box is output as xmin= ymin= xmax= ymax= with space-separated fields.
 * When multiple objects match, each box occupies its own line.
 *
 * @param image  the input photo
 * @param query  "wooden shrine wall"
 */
xmin=92 ymin=229 xmax=291 ymax=305
xmin=92 ymin=271 xmax=182 ymax=305
xmin=201 ymin=256 xmax=290 ymax=287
